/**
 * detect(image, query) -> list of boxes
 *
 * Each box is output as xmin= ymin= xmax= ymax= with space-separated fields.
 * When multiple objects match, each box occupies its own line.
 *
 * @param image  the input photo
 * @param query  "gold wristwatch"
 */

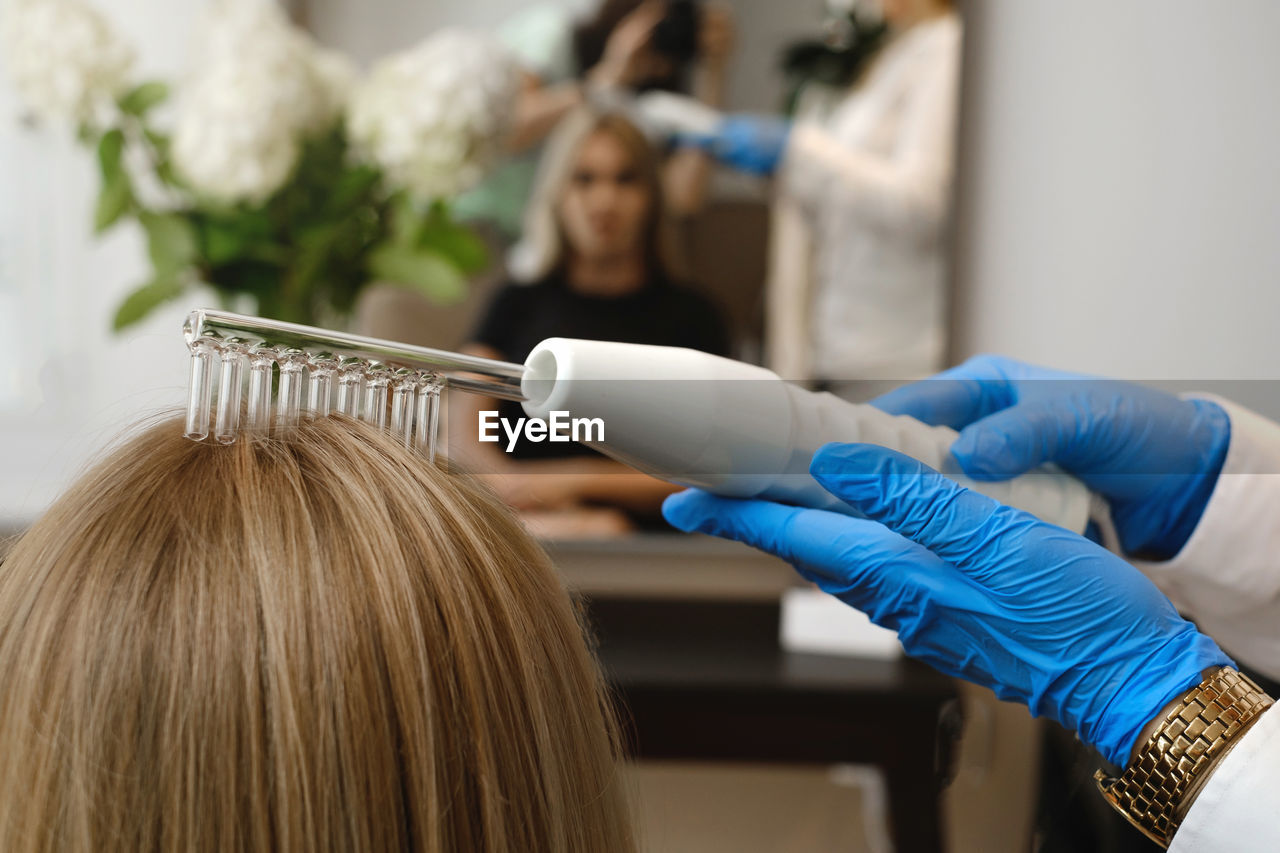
xmin=1094 ymin=667 xmax=1273 ymax=847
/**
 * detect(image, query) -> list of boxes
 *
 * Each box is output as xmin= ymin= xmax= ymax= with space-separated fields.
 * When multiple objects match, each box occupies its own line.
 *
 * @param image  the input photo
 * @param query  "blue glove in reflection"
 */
xmin=871 ymin=355 xmax=1231 ymax=560
xmin=663 ymin=443 xmax=1232 ymax=767
xmin=684 ymin=114 xmax=791 ymax=176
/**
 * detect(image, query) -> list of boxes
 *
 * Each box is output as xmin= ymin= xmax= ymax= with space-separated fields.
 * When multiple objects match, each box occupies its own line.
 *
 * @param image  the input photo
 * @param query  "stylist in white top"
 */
xmin=686 ymin=0 xmax=961 ymax=382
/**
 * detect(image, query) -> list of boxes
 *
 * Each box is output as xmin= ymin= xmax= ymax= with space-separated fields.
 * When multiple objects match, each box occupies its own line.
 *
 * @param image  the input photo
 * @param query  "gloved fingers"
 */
xmin=868 ymin=354 xmax=1022 ymax=428
xmin=663 ymin=488 xmax=876 ymax=576
xmin=810 ymin=442 xmax=1022 ymax=568
xmin=715 ymin=115 xmax=757 ymax=147
xmin=706 ymin=115 xmax=790 ymax=176
xmin=663 ymin=488 xmax=960 ymax=629
xmin=720 ymin=114 xmax=787 ymax=133
xmin=949 ymin=398 xmax=1086 ymax=481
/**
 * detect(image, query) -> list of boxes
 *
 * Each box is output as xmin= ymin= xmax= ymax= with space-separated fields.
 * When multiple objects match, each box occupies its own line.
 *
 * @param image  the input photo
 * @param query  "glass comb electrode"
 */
xmin=183 ymin=339 xmax=216 ymax=441
xmin=390 ymin=369 xmax=416 ymax=448
xmin=181 ymin=309 xmax=525 ymax=460
xmin=213 ymin=342 xmax=245 ymax=444
xmin=275 ymin=349 xmax=306 ymax=430
xmin=307 ymin=353 xmax=336 ymax=417
xmin=245 ymin=346 xmax=277 ymax=434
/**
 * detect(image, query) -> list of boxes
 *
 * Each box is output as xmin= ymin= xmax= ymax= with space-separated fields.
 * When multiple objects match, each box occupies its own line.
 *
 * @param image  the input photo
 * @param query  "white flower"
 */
xmin=170 ymin=0 xmax=352 ymax=203
xmin=347 ymin=29 xmax=517 ymax=201
xmin=309 ymin=46 xmax=357 ymax=132
xmin=0 ymin=0 xmax=135 ymax=124
xmin=172 ymin=60 xmax=301 ymax=204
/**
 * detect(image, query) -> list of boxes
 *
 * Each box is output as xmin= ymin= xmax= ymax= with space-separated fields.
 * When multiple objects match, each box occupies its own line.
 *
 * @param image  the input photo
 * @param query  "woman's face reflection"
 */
xmin=558 ymin=129 xmax=652 ymax=263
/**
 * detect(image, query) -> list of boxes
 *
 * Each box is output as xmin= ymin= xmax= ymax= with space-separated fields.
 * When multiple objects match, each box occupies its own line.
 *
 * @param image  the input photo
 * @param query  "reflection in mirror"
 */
xmin=319 ymin=0 xmax=962 ymax=397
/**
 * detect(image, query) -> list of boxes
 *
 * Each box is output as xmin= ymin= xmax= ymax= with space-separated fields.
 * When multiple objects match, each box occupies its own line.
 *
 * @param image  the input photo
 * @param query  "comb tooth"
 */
xmin=414 ymin=378 xmax=444 ymax=462
xmin=427 ymin=384 xmax=443 ymax=463
xmin=413 ymin=380 xmax=432 ymax=456
xmin=391 ymin=369 xmax=416 ymax=448
xmin=246 ymin=347 xmax=277 ymax=434
xmin=336 ymin=358 xmax=365 ymax=418
xmin=214 ymin=344 xmax=246 ymax=444
xmin=276 ymin=349 xmax=306 ymax=430
xmin=183 ymin=339 xmax=217 ymax=441
xmin=362 ymin=364 xmax=391 ymax=429
xmin=308 ymin=353 xmax=336 ymax=417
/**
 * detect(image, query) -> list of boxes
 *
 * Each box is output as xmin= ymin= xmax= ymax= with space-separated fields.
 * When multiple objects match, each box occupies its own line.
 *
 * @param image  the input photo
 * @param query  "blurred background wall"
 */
xmin=951 ymin=0 xmax=1280 ymax=381
xmin=0 ymin=0 xmax=206 ymax=521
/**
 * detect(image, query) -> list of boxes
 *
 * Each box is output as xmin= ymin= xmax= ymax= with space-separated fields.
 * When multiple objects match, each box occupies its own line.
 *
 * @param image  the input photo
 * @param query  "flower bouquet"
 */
xmin=1 ymin=0 xmax=517 ymax=329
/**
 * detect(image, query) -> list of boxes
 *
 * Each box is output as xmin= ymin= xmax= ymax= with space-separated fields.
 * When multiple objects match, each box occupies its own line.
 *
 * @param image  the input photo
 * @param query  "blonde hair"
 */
xmin=508 ymin=108 xmax=684 ymax=283
xmin=0 ymin=415 xmax=634 ymax=852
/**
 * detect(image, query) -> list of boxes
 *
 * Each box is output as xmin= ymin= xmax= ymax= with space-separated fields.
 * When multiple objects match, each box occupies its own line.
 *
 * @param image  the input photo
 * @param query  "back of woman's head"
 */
xmin=0 ymin=415 xmax=633 ymax=852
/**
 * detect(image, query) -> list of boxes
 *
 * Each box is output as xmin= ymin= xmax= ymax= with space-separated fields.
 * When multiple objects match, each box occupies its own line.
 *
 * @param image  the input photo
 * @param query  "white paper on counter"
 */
xmin=780 ymin=587 xmax=903 ymax=659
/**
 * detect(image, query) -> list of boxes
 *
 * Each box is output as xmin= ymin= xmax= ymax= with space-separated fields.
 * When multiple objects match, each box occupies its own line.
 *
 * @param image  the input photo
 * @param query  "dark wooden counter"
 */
xmin=581 ymin=595 xmax=961 ymax=852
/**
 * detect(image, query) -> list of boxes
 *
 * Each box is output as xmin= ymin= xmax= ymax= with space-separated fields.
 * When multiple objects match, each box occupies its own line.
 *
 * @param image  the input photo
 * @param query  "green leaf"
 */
xmin=139 ymin=211 xmax=198 ymax=275
xmin=97 ymin=127 xmax=124 ymax=177
xmin=143 ymin=128 xmax=170 ymax=156
xmin=112 ymin=275 xmax=184 ymax=331
xmin=93 ymin=128 xmax=131 ymax=233
xmin=199 ymin=219 xmax=249 ymax=265
xmin=206 ymin=259 xmax=285 ymax=301
xmin=367 ymin=244 xmax=468 ymax=305
xmin=155 ymin=159 xmax=189 ymax=191
xmin=326 ymin=164 xmax=382 ymax=213
xmin=94 ymin=178 xmax=132 ymax=232
xmin=385 ymin=197 xmax=489 ymax=273
xmin=388 ymin=192 xmax=424 ymax=245
xmin=143 ymin=131 xmax=189 ymax=191
xmin=118 ymin=81 xmax=169 ymax=116
xmin=420 ymin=216 xmax=488 ymax=274
xmin=193 ymin=207 xmax=276 ymax=265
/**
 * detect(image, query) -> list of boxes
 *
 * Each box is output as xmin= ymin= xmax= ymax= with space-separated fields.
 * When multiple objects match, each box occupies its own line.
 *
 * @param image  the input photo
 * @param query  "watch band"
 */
xmin=1094 ymin=667 xmax=1273 ymax=847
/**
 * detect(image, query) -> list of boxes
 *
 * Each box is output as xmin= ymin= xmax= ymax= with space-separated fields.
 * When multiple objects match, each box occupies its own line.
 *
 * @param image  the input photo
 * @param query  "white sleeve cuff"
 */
xmin=1133 ymin=396 xmax=1280 ymax=611
xmin=1170 ymin=704 xmax=1280 ymax=852
xmin=1109 ymin=396 xmax=1280 ymax=680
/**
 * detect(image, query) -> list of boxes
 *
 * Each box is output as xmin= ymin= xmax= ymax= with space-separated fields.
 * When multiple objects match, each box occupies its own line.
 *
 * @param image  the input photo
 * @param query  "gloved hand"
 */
xmin=871 ymin=355 xmax=1231 ymax=561
xmin=663 ymin=443 xmax=1233 ymax=767
xmin=678 ymin=114 xmax=792 ymax=176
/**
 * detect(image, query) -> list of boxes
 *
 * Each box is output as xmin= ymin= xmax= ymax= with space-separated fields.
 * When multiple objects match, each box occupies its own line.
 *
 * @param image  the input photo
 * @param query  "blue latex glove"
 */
xmin=679 ymin=114 xmax=792 ymax=176
xmin=663 ymin=443 xmax=1233 ymax=767
xmin=871 ymin=355 xmax=1231 ymax=561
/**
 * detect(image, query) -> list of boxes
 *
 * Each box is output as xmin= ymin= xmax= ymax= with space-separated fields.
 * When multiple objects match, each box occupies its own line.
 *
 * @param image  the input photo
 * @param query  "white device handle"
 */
xmin=521 ymin=339 xmax=1091 ymax=534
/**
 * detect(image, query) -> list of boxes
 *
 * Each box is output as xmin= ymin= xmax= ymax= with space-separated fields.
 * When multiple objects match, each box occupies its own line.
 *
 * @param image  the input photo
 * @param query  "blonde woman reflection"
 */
xmin=455 ymin=109 xmax=728 ymax=540
xmin=454 ymin=0 xmax=735 ymax=237
xmin=0 ymin=416 xmax=634 ymax=852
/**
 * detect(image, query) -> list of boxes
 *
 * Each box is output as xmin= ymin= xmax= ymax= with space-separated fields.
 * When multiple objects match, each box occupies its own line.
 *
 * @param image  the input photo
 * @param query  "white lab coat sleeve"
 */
xmin=1125 ymin=397 xmax=1280 ymax=680
xmin=778 ymin=25 xmax=961 ymax=239
xmin=1168 ymin=705 xmax=1280 ymax=852
xmin=1103 ymin=397 xmax=1280 ymax=849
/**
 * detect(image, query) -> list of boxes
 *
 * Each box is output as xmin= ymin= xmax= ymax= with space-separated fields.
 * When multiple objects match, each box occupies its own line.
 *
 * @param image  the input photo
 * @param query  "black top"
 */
xmin=472 ymin=272 xmax=729 ymax=460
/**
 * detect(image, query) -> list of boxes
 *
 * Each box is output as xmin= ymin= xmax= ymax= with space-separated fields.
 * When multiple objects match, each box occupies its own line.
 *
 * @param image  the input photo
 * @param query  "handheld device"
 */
xmin=181 ymin=310 xmax=1091 ymax=532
